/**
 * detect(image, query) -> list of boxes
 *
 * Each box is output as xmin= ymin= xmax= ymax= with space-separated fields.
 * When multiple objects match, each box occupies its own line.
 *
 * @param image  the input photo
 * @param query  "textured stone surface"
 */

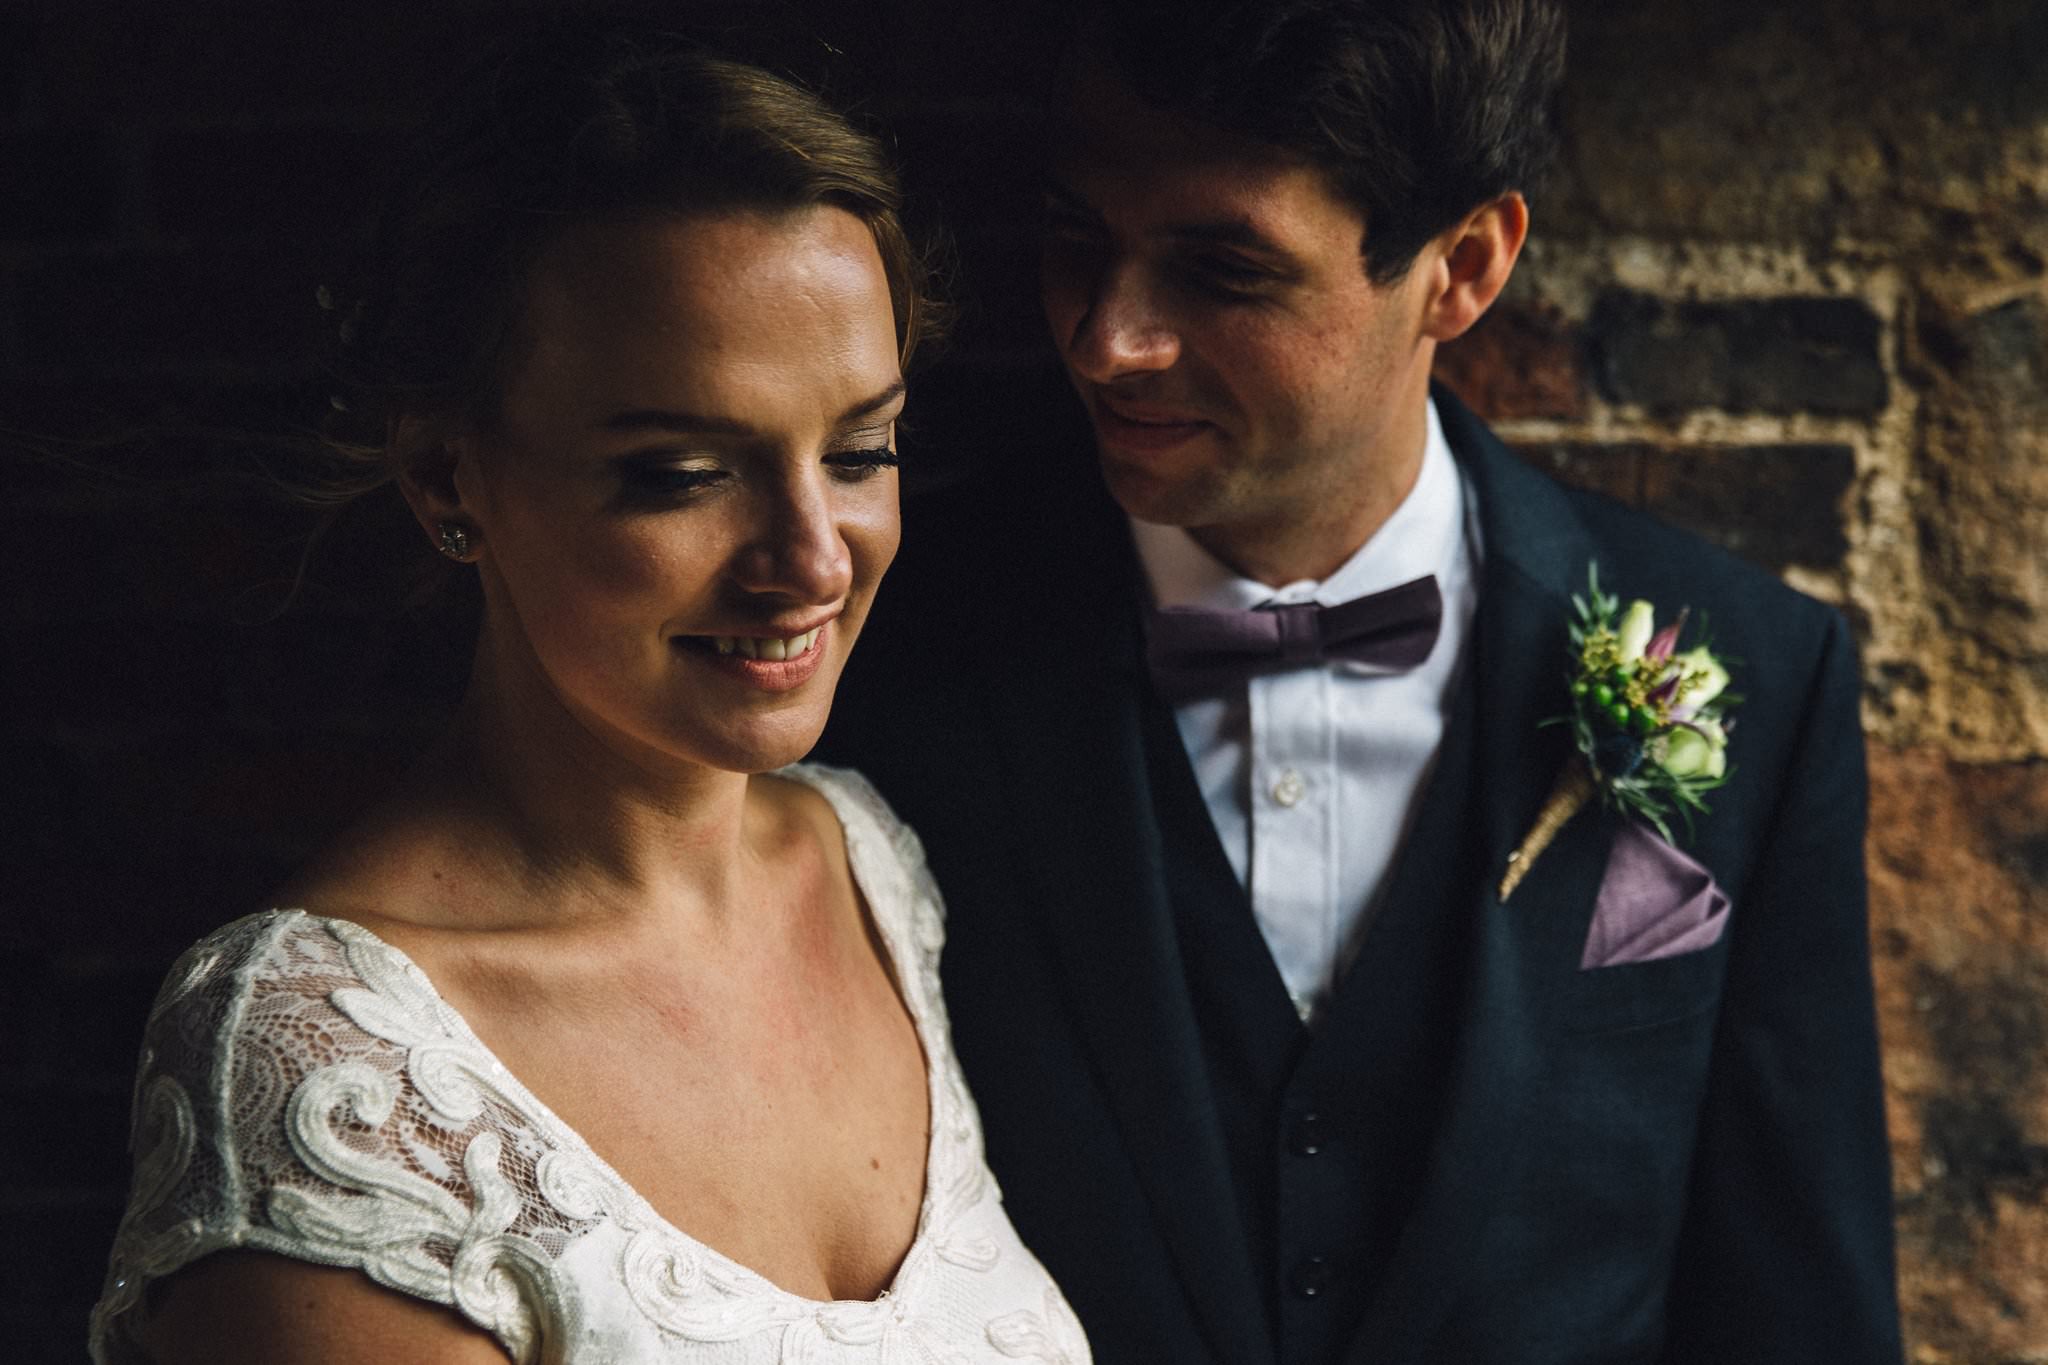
xmin=1509 ymin=441 xmax=1857 ymax=573
xmin=1546 ymin=1 xmax=2048 ymax=253
xmin=1433 ymin=301 xmax=1588 ymax=421
xmin=1899 ymin=290 xmax=2048 ymax=759
xmin=1636 ymin=444 xmax=1857 ymax=569
xmin=1587 ymin=291 xmax=1889 ymax=416
xmin=1870 ymin=748 xmax=2048 ymax=1360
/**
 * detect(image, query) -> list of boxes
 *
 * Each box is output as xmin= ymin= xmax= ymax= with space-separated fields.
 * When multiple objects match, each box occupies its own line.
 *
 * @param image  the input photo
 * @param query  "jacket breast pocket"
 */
xmin=1559 ymin=928 xmax=1733 ymax=1037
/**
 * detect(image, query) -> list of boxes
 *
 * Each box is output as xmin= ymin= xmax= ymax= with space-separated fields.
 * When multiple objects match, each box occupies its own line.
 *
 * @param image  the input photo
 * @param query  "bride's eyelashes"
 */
xmin=619 ymin=462 xmax=724 ymax=496
xmin=825 ymin=445 xmax=900 ymax=482
xmin=610 ymin=444 xmax=899 ymax=506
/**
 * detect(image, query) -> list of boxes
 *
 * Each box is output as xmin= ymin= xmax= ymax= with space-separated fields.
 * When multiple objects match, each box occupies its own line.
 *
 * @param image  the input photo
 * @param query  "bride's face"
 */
xmin=451 ymin=206 xmax=904 ymax=776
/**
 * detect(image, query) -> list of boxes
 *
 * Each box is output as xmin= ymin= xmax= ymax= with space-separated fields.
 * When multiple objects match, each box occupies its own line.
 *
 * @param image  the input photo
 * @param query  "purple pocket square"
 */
xmin=1579 ymin=823 xmax=1732 ymax=970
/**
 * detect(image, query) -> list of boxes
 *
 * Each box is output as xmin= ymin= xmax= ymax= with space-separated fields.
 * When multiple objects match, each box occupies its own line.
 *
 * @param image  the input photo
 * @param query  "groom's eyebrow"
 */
xmin=1045 ymin=178 xmax=1295 ymax=263
xmin=596 ymin=381 xmax=907 ymax=436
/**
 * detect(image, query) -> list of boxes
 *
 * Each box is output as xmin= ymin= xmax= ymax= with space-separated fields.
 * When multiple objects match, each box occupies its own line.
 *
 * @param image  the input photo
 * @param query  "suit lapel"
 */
xmin=977 ymin=501 xmax=1278 ymax=1365
xmin=1344 ymin=392 xmax=1619 ymax=1360
xmin=970 ymin=398 xmax=1619 ymax=1365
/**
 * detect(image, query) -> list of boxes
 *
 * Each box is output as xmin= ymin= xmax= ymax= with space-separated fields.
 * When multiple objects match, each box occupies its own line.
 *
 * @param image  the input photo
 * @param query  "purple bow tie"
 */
xmin=1143 ymin=575 xmax=1443 ymax=702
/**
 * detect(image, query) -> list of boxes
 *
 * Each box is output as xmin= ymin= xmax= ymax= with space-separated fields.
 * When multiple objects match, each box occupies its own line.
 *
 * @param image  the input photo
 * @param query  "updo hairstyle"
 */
xmin=319 ymin=19 xmax=938 ymax=489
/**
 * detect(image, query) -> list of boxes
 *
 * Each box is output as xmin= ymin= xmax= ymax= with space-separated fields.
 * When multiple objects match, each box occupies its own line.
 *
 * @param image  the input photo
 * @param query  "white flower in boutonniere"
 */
xmin=1497 ymin=565 xmax=1741 ymax=901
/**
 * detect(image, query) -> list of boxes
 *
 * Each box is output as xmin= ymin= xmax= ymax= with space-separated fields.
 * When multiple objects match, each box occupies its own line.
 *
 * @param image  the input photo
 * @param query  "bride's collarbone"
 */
xmin=278 ymin=800 xmax=933 ymax=1299
xmin=418 ymin=902 xmax=934 ymax=1302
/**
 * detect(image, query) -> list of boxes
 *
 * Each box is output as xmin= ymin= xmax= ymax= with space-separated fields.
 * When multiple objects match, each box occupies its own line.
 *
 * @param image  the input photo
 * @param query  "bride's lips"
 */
xmin=1092 ymin=395 xmax=1212 ymax=453
xmin=672 ymin=619 xmax=833 ymax=693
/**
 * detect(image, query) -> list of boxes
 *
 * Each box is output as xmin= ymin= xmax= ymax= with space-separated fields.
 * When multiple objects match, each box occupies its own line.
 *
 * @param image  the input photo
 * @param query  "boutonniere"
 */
xmin=1498 ymin=566 xmax=1739 ymax=901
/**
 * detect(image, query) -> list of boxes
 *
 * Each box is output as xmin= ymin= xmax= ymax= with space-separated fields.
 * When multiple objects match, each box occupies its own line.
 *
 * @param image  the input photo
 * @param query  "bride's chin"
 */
xmin=682 ymin=714 xmax=833 ymax=778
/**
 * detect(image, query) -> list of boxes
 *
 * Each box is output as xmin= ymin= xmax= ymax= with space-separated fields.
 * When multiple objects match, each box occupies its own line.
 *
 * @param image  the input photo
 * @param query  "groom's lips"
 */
xmin=1092 ymin=395 xmax=1212 ymax=453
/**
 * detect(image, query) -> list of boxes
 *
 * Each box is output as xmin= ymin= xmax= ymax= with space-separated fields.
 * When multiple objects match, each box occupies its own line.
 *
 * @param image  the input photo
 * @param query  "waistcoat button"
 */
xmin=1290 ymin=1111 xmax=1330 ymax=1156
xmin=1289 ymin=1255 xmax=1333 ymax=1300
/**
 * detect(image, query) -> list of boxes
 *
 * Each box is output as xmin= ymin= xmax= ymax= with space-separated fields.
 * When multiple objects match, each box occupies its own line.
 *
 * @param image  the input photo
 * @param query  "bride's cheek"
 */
xmin=844 ymin=495 xmax=904 ymax=583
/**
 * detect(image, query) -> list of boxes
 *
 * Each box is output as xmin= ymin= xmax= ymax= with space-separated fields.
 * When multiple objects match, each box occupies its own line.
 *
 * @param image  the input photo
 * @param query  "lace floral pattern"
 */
xmin=90 ymin=764 xmax=1090 ymax=1365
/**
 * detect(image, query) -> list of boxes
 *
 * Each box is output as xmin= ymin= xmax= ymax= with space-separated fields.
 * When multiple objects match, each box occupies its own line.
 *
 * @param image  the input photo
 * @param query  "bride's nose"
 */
xmin=729 ymin=473 xmax=853 ymax=604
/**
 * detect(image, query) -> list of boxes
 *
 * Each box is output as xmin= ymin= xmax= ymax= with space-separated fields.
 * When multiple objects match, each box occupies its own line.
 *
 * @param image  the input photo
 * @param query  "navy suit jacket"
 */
xmin=818 ymin=385 xmax=1902 ymax=1364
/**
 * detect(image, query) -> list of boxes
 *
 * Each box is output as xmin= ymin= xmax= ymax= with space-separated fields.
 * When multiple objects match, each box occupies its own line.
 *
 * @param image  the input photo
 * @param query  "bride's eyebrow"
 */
xmin=835 ymin=380 xmax=908 ymax=427
xmin=595 ymin=381 xmax=907 ymax=437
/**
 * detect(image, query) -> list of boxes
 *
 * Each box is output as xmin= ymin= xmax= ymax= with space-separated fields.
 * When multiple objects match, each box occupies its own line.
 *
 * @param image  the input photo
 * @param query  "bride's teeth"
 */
xmin=705 ymin=627 xmax=823 ymax=660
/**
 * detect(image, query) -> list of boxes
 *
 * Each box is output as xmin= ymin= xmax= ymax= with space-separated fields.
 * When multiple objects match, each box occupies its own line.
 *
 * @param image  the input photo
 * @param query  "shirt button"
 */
xmin=1289 ymin=1255 xmax=1333 ymax=1300
xmin=1271 ymin=769 xmax=1306 ymax=807
xmin=1290 ymin=1111 xmax=1331 ymax=1157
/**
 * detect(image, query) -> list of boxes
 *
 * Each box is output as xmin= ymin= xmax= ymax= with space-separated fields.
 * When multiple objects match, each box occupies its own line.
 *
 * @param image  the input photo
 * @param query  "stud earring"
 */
xmin=436 ymin=522 xmax=475 ymax=561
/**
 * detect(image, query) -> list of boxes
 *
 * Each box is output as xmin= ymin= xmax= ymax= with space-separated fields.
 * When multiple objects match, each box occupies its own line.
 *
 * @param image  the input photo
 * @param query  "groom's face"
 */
xmin=1040 ymin=47 xmax=1437 ymax=563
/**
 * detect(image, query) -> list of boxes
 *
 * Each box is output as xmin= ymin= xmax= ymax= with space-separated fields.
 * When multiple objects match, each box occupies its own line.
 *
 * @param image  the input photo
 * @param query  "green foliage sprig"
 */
xmin=1559 ymin=564 xmax=1738 ymax=843
xmin=1499 ymin=564 xmax=1742 ymax=901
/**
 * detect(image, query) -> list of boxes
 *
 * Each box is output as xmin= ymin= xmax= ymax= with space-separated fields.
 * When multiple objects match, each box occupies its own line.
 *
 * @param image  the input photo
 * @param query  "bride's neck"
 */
xmin=421 ymin=636 xmax=766 ymax=931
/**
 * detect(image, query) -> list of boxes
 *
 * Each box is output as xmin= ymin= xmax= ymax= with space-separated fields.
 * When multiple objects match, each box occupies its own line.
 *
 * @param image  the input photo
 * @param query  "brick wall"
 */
xmin=3 ymin=1 xmax=2043 ymax=1359
xmin=1435 ymin=6 xmax=2048 ymax=1357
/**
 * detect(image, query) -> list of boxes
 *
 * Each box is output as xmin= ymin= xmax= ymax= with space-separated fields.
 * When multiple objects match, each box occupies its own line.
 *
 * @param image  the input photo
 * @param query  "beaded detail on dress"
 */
xmin=90 ymin=764 xmax=1090 ymax=1364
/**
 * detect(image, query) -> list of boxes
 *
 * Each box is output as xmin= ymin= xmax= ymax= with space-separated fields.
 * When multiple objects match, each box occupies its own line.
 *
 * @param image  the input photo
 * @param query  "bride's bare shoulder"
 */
xmin=266 ymin=785 xmax=495 ymax=950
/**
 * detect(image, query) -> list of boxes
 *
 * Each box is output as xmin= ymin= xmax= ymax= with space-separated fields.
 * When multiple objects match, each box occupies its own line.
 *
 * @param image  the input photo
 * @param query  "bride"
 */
xmin=89 ymin=23 xmax=1088 ymax=1365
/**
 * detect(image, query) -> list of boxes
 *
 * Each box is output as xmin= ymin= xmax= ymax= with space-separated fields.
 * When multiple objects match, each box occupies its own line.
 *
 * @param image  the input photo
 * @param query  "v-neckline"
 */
xmin=280 ymin=764 xmax=946 ymax=1313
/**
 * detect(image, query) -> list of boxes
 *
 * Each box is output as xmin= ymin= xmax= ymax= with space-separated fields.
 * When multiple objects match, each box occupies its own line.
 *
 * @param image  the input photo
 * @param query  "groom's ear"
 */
xmin=1418 ymin=193 xmax=1529 ymax=344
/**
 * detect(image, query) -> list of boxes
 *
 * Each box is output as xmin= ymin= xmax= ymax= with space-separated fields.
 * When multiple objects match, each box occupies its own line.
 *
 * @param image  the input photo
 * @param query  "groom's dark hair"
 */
xmin=1077 ymin=0 xmax=1567 ymax=283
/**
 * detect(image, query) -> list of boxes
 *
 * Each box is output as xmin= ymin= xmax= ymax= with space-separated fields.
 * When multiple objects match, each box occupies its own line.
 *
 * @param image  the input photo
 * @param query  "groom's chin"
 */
xmin=1095 ymin=450 xmax=1232 ymax=532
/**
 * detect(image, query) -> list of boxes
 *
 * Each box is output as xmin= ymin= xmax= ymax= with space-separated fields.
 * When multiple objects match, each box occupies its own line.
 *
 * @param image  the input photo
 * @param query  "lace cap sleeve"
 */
xmin=89 ymin=912 xmax=590 ymax=1365
xmin=783 ymin=762 xmax=947 ymax=953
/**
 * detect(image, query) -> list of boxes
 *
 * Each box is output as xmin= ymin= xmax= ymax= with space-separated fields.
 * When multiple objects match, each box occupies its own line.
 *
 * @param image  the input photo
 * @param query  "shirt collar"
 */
xmin=1131 ymin=395 xmax=1465 ymax=612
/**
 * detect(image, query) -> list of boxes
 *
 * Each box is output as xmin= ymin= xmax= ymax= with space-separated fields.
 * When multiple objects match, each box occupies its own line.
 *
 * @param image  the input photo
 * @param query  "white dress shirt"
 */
xmin=1130 ymin=397 xmax=1482 ymax=1024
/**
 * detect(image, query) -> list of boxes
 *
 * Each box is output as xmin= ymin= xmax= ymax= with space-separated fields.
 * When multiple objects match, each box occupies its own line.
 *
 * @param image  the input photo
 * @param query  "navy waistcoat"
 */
xmin=1136 ymin=656 xmax=1486 ymax=1365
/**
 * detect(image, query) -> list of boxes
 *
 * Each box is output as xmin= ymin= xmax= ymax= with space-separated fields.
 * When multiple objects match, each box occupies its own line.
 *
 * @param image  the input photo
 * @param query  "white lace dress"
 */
xmin=89 ymin=764 xmax=1090 ymax=1365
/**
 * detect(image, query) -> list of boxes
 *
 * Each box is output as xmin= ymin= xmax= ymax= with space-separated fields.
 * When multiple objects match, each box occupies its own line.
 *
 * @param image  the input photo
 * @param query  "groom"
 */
xmin=823 ymin=0 xmax=1902 ymax=1360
